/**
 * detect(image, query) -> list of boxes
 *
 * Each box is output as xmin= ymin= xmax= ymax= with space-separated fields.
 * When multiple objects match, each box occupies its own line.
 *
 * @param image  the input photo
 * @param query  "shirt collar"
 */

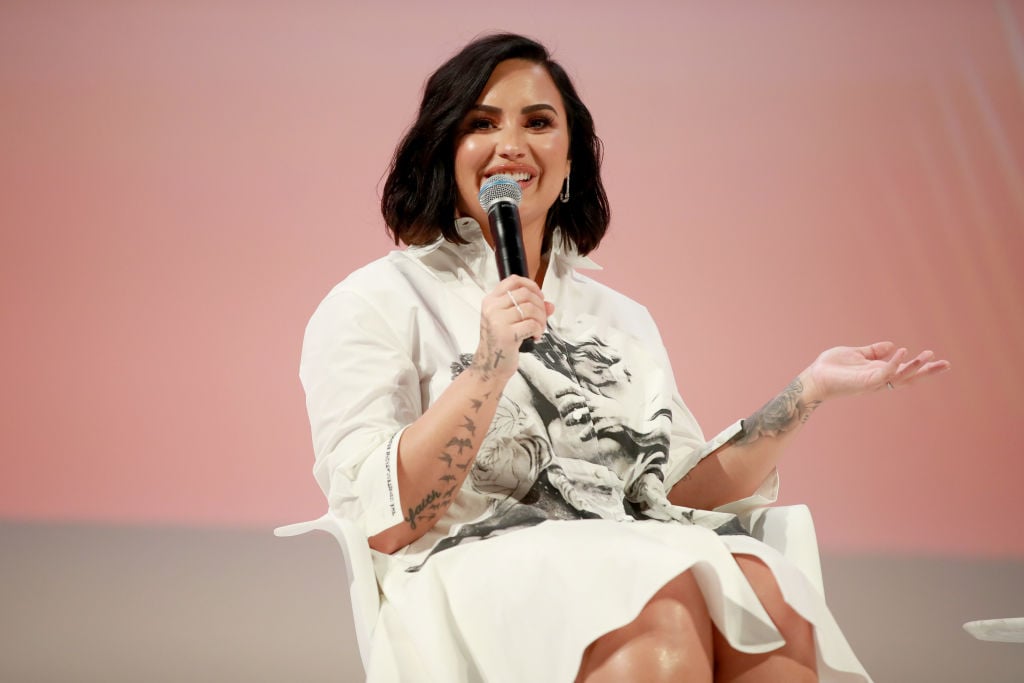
xmin=406 ymin=218 xmax=602 ymax=272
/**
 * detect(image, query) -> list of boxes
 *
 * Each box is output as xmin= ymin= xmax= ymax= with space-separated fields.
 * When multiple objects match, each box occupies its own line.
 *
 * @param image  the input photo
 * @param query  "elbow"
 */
xmin=368 ymin=524 xmax=414 ymax=555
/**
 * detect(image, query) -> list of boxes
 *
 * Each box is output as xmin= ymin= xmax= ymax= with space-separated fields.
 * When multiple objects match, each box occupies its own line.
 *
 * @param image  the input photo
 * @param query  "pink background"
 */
xmin=2 ymin=0 xmax=1022 ymax=557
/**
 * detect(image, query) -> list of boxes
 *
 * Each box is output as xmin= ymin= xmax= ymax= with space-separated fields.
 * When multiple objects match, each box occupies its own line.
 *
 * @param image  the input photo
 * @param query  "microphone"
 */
xmin=477 ymin=174 xmax=534 ymax=352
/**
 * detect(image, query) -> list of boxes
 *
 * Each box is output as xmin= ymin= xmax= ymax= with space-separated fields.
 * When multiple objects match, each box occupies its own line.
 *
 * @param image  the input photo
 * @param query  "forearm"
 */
xmin=368 ymin=361 xmax=507 ymax=554
xmin=669 ymin=371 xmax=823 ymax=510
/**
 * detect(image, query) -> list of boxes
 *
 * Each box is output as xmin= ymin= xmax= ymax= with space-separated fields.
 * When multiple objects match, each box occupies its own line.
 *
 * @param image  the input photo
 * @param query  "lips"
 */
xmin=484 ymin=164 xmax=538 ymax=187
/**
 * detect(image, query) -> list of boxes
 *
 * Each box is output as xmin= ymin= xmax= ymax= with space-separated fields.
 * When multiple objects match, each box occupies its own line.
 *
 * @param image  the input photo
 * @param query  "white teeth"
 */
xmin=486 ymin=171 xmax=532 ymax=183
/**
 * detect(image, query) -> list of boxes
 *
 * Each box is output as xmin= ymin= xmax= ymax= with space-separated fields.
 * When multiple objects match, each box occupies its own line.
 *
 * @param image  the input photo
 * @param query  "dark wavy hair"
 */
xmin=381 ymin=33 xmax=610 ymax=255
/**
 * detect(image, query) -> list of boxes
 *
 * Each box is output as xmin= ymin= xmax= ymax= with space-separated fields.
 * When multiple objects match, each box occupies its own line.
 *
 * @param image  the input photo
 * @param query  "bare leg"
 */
xmin=714 ymin=554 xmax=818 ymax=683
xmin=575 ymin=570 xmax=714 ymax=683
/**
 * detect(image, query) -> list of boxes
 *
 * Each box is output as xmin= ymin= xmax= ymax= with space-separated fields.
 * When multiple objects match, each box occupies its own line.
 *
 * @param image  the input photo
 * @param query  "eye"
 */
xmin=466 ymin=117 xmax=496 ymax=131
xmin=525 ymin=115 xmax=554 ymax=130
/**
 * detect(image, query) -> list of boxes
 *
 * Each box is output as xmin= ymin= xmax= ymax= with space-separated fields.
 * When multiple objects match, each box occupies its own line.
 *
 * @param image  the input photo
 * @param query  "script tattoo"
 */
xmin=735 ymin=377 xmax=821 ymax=446
xmin=406 ymin=490 xmax=441 ymax=530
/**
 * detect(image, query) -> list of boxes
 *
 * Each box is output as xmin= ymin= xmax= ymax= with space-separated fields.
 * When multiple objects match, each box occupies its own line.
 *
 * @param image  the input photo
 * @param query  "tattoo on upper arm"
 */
xmin=736 ymin=377 xmax=821 ymax=446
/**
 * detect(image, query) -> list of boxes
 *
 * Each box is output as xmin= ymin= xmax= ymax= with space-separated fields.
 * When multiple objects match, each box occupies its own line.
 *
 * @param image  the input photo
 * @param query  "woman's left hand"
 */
xmin=802 ymin=341 xmax=951 ymax=403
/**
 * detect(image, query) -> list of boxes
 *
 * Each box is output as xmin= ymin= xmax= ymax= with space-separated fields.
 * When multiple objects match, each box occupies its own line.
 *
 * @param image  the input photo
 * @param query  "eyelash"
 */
xmin=466 ymin=116 xmax=554 ymax=131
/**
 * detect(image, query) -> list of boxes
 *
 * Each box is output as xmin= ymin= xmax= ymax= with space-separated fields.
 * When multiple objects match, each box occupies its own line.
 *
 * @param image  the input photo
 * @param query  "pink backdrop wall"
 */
xmin=2 ymin=0 xmax=1022 ymax=557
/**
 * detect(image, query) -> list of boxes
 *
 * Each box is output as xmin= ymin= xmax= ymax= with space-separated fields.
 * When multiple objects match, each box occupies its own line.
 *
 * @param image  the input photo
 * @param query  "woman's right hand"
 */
xmin=473 ymin=275 xmax=553 ymax=383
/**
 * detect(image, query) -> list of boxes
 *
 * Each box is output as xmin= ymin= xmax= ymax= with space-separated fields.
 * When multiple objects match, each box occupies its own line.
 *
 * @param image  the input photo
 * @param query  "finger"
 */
xmin=510 ymin=315 xmax=546 ymax=342
xmin=499 ymin=275 xmax=543 ymax=297
xmin=503 ymin=286 xmax=549 ymax=317
xmin=508 ymin=299 xmax=545 ymax=322
xmin=883 ymin=346 xmax=908 ymax=380
xmin=892 ymin=350 xmax=932 ymax=382
xmin=497 ymin=297 xmax=547 ymax=337
xmin=897 ymin=360 xmax=952 ymax=386
xmin=860 ymin=341 xmax=897 ymax=361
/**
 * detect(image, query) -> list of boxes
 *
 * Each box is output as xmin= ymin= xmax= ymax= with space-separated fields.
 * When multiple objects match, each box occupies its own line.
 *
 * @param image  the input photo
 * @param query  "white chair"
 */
xmin=275 ymin=504 xmax=826 ymax=675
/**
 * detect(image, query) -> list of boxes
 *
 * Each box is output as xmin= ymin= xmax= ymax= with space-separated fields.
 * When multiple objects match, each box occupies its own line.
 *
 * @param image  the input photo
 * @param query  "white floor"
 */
xmin=2 ymin=523 xmax=1022 ymax=682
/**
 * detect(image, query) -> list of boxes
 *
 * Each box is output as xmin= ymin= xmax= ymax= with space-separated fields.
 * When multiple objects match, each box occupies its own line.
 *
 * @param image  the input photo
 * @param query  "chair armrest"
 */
xmin=275 ymin=513 xmax=380 ymax=665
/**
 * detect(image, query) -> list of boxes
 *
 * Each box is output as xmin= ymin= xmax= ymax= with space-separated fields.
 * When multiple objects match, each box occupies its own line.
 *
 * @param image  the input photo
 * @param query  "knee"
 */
xmin=581 ymin=629 xmax=711 ymax=683
xmin=576 ymin=571 xmax=714 ymax=683
xmin=643 ymin=570 xmax=710 ymax=632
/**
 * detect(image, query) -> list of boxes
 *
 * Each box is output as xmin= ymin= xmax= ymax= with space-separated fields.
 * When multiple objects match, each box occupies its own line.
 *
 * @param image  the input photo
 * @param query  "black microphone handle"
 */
xmin=486 ymin=200 xmax=534 ymax=352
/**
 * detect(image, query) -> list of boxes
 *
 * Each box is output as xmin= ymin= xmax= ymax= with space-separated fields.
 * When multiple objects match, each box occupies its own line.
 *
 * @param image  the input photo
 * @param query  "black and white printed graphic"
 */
xmin=410 ymin=325 xmax=745 ymax=572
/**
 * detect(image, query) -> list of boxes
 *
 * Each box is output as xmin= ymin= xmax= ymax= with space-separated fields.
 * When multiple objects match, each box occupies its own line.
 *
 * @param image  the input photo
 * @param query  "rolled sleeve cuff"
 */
xmin=665 ymin=419 xmax=744 ymax=489
xmin=328 ymin=426 xmax=409 ymax=537
xmin=713 ymin=467 xmax=780 ymax=515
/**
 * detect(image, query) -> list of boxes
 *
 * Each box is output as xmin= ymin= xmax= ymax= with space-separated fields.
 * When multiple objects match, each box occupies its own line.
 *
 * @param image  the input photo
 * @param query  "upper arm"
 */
xmin=300 ymin=287 xmax=422 ymax=535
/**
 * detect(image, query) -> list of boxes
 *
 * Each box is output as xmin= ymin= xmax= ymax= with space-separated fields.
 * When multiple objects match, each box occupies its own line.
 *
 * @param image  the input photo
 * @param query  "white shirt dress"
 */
xmin=299 ymin=219 xmax=872 ymax=682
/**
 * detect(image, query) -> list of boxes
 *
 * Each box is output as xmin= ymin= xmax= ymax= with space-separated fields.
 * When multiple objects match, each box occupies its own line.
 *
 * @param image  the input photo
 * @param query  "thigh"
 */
xmin=712 ymin=553 xmax=817 ymax=673
xmin=732 ymin=554 xmax=812 ymax=639
xmin=576 ymin=570 xmax=714 ymax=683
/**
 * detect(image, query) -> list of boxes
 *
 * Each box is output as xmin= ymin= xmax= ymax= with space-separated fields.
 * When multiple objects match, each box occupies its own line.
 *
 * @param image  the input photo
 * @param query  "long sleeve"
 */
xmin=300 ymin=286 xmax=422 ymax=536
xmin=635 ymin=307 xmax=780 ymax=513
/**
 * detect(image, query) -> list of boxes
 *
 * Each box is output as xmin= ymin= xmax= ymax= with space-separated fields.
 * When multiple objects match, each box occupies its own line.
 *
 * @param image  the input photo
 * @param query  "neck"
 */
xmin=476 ymin=214 xmax=548 ymax=287
xmin=521 ymin=222 xmax=547 ymax=285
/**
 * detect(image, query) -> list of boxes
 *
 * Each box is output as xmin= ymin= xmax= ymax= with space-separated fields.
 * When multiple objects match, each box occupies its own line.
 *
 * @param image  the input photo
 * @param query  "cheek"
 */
xmin=455 ymin=138 xmax=487 ymax=175
xmin=538 ymin=134 xmax=570 ymax=175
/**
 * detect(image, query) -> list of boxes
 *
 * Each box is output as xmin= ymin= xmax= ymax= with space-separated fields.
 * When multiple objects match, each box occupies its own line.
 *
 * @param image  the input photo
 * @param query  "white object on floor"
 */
xmin=963 ymin=617 xmax=1024 ymax=643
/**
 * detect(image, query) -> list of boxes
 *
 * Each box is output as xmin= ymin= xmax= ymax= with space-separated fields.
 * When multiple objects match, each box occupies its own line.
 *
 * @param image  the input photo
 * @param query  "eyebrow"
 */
xmin=469 ymin=103 xmax=558 ymax=116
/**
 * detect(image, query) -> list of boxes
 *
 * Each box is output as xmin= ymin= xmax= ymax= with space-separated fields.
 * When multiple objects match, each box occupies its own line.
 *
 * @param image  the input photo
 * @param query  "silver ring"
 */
xmin=886 ymin=381 xmax=895 ymax=390
xmin=507 ymin=290 xmax=525 ymax=321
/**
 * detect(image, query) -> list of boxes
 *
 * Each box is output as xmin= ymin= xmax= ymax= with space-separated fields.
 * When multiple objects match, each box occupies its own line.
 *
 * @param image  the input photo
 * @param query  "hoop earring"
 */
xmin=559 ymin=172 xmax=570 ymax=203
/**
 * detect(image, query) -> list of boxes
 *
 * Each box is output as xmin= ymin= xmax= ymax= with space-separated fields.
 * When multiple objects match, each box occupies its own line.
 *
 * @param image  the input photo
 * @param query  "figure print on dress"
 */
xmin=407 ymin=326 xmax=746 ymax=573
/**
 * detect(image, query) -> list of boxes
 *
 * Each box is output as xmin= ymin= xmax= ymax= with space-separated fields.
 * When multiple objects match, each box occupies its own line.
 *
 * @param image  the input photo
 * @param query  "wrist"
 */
xmin=798 ymin=366 xmax=828 ymax=405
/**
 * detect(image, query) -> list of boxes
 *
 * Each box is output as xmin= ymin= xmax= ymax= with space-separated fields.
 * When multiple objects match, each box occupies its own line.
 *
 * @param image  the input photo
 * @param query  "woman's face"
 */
xmin=454 ymin=59 xmax=571 ymax=239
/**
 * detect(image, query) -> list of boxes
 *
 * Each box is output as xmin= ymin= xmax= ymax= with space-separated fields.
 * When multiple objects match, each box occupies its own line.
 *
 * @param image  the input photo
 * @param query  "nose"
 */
xmin=496 ymin=125 xmax=526 ymax=160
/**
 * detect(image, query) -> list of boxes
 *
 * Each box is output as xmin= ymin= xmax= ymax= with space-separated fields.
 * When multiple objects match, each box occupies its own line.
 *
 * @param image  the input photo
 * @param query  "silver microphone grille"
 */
xmin=477 ymin=174 xmax=522 ymax=211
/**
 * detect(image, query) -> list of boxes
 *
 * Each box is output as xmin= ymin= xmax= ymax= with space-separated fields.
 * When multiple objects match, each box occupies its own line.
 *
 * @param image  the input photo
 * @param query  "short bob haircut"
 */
xmin=381 ymin=33 xmax=610 ymax=256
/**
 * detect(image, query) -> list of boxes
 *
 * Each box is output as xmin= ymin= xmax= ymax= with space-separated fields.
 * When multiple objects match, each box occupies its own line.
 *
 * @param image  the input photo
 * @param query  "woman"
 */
xmin=300 ymin=33 xmax=948 ymax=682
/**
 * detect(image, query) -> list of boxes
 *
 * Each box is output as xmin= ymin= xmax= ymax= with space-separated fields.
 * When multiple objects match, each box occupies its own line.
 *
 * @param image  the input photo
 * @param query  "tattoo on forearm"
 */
xmin=446 ymin=436 xmax=472 ymax=455
xmin=470 ymin=319 xmax=506 ymax=379
xmin=409 ymin=396 xmax=490 ymax=530
xmin=406 ymin=490 xmax=441 ymax=530
xmin=736 ymin=377 xmax=821 ymax=446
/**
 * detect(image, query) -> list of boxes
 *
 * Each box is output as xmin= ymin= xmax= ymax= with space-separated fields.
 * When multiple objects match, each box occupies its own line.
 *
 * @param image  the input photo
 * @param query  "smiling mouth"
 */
xmin=485 ymin=169 xmax=535 ymax=184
